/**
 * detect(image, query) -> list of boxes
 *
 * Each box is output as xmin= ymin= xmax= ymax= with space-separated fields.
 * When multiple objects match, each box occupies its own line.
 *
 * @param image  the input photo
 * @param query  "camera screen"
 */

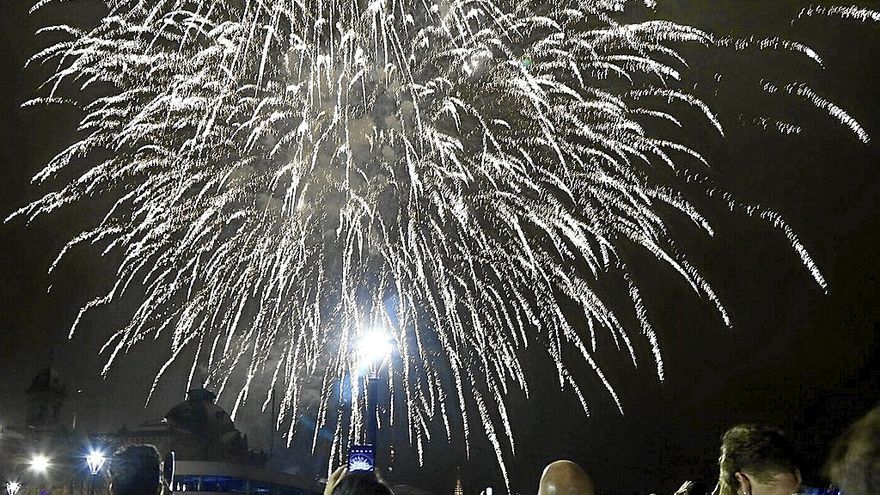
xmin=348 ymin=445 xmax=375 ymax=472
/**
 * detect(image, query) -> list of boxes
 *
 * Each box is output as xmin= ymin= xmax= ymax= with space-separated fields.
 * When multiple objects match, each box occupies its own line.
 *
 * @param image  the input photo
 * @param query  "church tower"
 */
xmin=453 ymin=468 xmax=464 ymax=495
xmin=25 ymin=355 xmax=68 ymax=429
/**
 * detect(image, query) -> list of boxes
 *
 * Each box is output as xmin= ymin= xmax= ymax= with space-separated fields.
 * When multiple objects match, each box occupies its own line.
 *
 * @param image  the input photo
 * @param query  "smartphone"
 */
xmin=348 ymin=445 xmax=375 ymax=472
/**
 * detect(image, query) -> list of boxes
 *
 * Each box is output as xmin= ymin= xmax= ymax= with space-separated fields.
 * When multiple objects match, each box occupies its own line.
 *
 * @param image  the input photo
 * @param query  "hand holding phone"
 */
xmin=323 ymin=465 xmax=347 ymax=495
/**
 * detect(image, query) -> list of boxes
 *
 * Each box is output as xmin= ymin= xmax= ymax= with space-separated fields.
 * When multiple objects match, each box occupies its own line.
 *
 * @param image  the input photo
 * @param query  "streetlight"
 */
xmin=5 ymin=482 xmax=21 ymax=495
xmin=86 ymin=450 xmax=107 ymax=475
xmin=356 ymin=330 xmax=394 ymax=453
xmin=86 ymin=449 xmax=108 ymax=495
xmin=357 ymin=331 xmax=394 ymax=376
xmin=28 ymin=454 xmax=51 ymax=474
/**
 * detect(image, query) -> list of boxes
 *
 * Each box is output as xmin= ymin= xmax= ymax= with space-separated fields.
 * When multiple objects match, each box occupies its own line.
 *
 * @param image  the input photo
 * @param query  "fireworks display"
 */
xmin=11 ymin=0 xmax=877 ymax=486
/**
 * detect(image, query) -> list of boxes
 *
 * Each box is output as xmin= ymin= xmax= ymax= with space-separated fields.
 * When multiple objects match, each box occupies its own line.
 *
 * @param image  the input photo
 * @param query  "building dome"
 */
xmin=114 ymin=386 xmax=256 ymax=463
xmin=165 ymin=388 xmax=237 ymax=438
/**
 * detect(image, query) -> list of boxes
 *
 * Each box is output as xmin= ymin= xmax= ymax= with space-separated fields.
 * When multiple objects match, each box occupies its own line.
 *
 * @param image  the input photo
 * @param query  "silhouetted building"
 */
xmin=25 ymin=366 xmax=68 ymax=431
xmin=0 ymin=364 xmax=99 ymax=495
xmin=112 ymin=387 xmax=260 ymax=464
xmin=111 ymin=387 xmax=320 ymax=495
xmin=1 ymin=368 xmax=320 ymax=495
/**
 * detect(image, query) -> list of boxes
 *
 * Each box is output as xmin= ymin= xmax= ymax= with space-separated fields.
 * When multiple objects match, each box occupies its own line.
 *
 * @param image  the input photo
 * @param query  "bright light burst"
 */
xmin=357 ymin=330 xmax=393 ymax=375
xmin=28 ymin=454 xmax=51 ymax=474
xmin=13 ymin=0 xmax=877 ymax=487
xmin=86 ymin=450 xmax=108 ymax=475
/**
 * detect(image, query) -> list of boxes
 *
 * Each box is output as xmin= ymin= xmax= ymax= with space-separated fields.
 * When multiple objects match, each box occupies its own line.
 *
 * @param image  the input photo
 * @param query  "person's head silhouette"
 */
xmin=538 ymin=460 xmax=595 ymax=495
xmin=110 ymin=445 xmax=162 ymax=495
xmin=715 ymin=424 xmax=801 ymax=495
xmin=826 ymin=406 xmax=880 ymax=495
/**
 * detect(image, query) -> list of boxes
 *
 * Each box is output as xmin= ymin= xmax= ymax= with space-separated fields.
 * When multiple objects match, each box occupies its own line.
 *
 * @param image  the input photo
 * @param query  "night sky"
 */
xmin=1 ymin=1 xmax=879 ymax=495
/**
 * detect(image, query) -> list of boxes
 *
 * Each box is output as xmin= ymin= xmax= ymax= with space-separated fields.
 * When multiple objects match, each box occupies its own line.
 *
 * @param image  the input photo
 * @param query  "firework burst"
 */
xmin=12 ymin=0 xmax=876 ymax=486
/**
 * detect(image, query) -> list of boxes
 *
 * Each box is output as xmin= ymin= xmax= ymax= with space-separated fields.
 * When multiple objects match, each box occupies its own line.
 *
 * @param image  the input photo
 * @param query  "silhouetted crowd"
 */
xmin=110 ymin=405 xmax=879 ymax=495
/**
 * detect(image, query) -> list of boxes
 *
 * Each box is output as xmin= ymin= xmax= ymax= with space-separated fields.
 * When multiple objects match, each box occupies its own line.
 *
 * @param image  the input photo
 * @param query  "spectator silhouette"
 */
xmin=713 ymin=424 xmax=801 ymax=495
xmin=324 ymin=466 xmax=393 ymax=495
xmin=825 ymin=406 xmax=880 ymax=495
xmin=110 ymin=445 xmax=163 ymax=495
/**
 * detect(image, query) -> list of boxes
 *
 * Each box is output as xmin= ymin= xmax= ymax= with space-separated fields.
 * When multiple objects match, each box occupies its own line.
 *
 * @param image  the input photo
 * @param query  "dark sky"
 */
xmin=1 ymin=1 xmax=879 ymax=495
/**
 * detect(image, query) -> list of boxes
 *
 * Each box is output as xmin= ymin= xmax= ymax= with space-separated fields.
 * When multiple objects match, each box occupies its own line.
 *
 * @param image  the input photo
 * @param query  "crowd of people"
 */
xmin=107 ymin=406 xmax=879 ymax=495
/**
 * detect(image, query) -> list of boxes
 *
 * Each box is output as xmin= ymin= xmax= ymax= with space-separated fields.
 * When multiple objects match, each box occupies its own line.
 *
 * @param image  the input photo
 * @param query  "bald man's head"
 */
xmin=538 ymin=460 xmax=596 ymax=495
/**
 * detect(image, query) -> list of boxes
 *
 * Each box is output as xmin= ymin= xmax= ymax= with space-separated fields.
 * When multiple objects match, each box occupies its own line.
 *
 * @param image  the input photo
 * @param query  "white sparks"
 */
xmin=13 ymin=0 xmax=871 ymax=489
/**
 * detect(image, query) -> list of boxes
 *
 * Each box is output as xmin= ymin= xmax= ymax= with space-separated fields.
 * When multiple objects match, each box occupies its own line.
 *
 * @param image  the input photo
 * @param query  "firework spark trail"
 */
xmin=797 ymin=4 xmax=880 ymax=23
xmin=11 ymin=0 xmax=878 ymax=487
